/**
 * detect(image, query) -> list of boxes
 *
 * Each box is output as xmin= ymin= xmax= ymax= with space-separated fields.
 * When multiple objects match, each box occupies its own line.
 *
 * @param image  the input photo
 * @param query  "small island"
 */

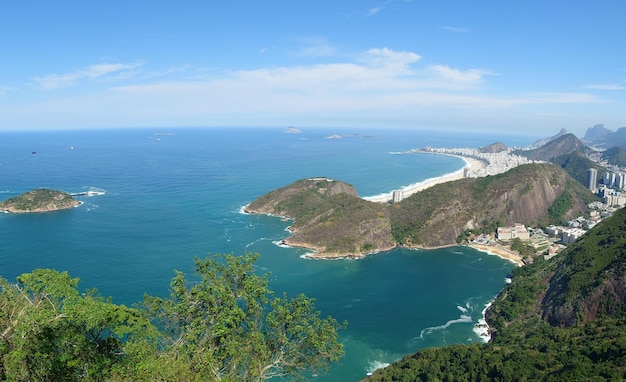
xmin=0 ymin=189 xmax=80 ymax=213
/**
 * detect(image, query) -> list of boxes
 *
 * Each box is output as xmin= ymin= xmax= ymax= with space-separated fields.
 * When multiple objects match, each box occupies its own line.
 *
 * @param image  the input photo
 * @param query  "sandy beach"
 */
xmin=364 ymin=155 xmax=485 ymax=203
xmin=467 ymin=243 xmax=524 ymax=267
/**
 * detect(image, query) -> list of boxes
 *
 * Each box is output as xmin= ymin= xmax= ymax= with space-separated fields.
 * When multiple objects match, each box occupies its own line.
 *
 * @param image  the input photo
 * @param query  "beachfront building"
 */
xmin=392 ymin=190 xmax=404 ymax=203
xmin=496 ymin=224 xmax=530 ymax=241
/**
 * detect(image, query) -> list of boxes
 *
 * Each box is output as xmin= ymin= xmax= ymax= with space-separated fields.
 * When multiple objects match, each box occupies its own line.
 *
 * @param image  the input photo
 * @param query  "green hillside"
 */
xmin=366 ymin=207 xmax=626 ymax=381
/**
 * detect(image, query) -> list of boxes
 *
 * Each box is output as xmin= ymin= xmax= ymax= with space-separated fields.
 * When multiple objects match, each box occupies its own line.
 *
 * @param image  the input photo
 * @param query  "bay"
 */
xmin=0 ymin=127 xmax=530 ymax=380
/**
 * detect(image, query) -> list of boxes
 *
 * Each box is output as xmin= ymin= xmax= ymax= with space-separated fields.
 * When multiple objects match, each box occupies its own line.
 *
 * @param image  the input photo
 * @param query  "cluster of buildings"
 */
xmin=494 ymin=204 xmax=613 ymax=261
xmin=418 ymin=147 xmax=537 ymax=178
xmin=587 ymin=168 xmax=626 ymax=207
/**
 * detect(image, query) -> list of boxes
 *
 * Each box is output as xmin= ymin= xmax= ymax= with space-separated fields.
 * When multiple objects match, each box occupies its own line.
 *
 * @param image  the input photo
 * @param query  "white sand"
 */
xmin=364 ymin=155 xmax=485 ymax=203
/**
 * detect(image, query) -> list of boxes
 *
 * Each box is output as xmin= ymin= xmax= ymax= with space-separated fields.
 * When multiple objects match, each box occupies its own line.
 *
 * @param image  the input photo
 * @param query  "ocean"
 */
xmin=0 ymin=127 xmax=533 ymax=380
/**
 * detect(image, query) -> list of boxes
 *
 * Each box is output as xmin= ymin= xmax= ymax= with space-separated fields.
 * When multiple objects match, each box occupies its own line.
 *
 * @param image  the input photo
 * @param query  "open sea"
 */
xmin=0 ymin=127 xmax=534 ymax=380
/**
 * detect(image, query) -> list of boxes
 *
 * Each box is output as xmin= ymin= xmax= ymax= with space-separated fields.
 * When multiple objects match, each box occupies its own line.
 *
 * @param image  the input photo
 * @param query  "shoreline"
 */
xmin=466 ymin=243 xmax=524 ymax=267
xmin=363 ymin=154 xmax=485 ymax=203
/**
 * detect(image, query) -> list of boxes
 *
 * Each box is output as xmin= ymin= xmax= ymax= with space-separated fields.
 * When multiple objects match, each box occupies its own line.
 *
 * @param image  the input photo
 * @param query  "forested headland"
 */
xmin=366 ymin=207 xmax=626 ymax=381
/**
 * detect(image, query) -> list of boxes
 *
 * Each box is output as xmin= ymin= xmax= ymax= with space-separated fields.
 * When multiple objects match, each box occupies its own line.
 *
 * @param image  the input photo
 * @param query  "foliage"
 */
xmin=509 ymin=237 xmax=536 ymax=258
xmin=0 ymin=269 xmax=156 ymax=381
xmin=367 ymin=208 xmax=626 ymax=381
xmin=0 ymin=254 xmax=344 ymax=381
xmin=551 ymin=150 xmax=605 ymax=186
xmin=140 ymin=253 xmax=344 ymax=381
xmin=0 ymin=188 xmax=78 ymax=212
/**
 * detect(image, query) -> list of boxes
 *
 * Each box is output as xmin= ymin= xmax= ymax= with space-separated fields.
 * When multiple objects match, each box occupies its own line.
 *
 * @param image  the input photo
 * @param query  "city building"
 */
xmin=497 ymin=224 xmax=530 ymax=241
xmin=392 ymin=190 xmax=404 ymax=203
xmin=587 ymin=168 xmax=598 ymax=190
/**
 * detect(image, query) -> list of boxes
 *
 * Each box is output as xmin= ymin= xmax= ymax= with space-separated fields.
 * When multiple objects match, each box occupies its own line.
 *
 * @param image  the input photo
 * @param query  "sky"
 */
xmin=1 ymin=1 xmax=625 ymax=136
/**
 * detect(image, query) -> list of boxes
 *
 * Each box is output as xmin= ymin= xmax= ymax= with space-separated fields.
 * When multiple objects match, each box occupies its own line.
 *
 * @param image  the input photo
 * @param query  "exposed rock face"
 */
xmin=541 ymin=207 xmax=626 ymax=327
xmin=0 ymin=189 xmax=80 ymax=213
xmin=246 ymin=178 xmax=394 ymax=258
xmin=390 ymin=163 xmax=591 ymax=248
xmin=246 ymin=165 xmax=594 ymax=257
xmin=583 ymin=123 xmax=613 ymax=141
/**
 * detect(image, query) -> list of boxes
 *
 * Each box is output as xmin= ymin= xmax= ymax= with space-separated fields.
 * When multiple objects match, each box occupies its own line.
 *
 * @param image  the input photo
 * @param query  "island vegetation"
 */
xmin=0 ymin=253 xmax=344 ymax=381
xmin=0 ymin=188 xmax=79 ymax=213
xmin=245 ymin=163 xmax=595 ymax=257
xmin=365 ymin=206 xmax=626 ymax=381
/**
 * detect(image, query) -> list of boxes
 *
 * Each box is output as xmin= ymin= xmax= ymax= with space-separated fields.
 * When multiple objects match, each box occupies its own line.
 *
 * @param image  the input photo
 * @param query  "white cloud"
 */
xmin=32 ymin=62 xmax=143 ymax=90
xmin=6 ymin=47 xmax=611 ymax=131
xmin=440 ymin=26 xmax=469 ymax=33
xmin=428 ymin=65 xmax=494 ymax=85
xmin=367 ymin=7 xmax=383 ymax=16
xmin=584 ymin=84 xmax=626 ymax=90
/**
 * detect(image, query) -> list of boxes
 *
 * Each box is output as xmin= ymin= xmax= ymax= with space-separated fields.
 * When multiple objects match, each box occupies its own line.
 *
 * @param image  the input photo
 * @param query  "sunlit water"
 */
xmin=0 ymin=127 xmax=530 ymax=380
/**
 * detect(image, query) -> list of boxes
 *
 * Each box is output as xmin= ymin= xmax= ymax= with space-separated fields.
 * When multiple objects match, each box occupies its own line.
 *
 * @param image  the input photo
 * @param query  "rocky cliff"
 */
xmin=0 ymin=189 xmax=80 ymax=213
xmin=390 ymin=163 xmax=592 ymax=248
xmin=541 ymin=207 xmax=626 ymax=326
xmin=245 ymin=178 xmax=395 ymax=258
xmin=246 ymin=165 xmax=594 ymax=257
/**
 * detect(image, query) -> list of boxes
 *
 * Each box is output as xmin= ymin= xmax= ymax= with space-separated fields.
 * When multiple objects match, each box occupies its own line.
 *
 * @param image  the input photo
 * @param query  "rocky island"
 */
xmin=0 ymin=189 xmax=80 ymax=213
xmin=245 ymin=164 xmax=595 ymax=258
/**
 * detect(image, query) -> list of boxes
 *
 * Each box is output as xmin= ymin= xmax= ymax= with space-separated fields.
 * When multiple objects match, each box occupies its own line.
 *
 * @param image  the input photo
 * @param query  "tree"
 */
xmin=0 ymin=269 xmax=156 ymax=381
xmin=142 ymin=253 xmax=345 ymax=381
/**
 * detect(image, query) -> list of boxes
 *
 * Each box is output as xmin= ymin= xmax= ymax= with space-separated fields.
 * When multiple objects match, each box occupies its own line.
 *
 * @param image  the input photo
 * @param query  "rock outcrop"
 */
xmin=0 ymin=189 xmax=80 ymax=213
xmin=246 ymin=165 xmax=595 ymax=257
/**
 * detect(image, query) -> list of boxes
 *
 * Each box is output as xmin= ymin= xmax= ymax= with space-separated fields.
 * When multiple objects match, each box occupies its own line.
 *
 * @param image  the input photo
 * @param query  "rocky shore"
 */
xmin=0 ymin=189 xmax=80 ymax=213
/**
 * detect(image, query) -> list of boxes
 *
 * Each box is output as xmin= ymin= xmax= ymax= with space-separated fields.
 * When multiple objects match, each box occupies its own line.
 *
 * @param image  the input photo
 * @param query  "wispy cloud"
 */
xmin=0 ymin=86 xmax=15 ymax=97
xmin=440 ymin=25 xmax=469 ymax=33
xmin=428 ymin=65 xmax=495 ymax=85
xmin=367 ymin=7 xmax=384 ymax=16
xmin=10 ymin=47 xmax=608 ymax=131
xmin=583 ymin=84 xmax=626 ymax=90
xmin=32 ymin=62 xmax=143 ymax=90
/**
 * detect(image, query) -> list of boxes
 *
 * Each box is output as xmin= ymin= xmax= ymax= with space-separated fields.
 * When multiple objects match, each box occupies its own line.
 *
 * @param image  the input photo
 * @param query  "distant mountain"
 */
xmin=583 ymin=123 xmax=613 ymax=141
xmin=532 ymin=128 xmax=568 ymax=148
xmin=583 ymin=125 xmax=626 ymax=149
xmin=478 ymin=142 xmax=507 ymax=153
xmin=515 ymin=133 xmax=587 ymax=161
xmin=601 ymin=146 xmax=626 ymax=167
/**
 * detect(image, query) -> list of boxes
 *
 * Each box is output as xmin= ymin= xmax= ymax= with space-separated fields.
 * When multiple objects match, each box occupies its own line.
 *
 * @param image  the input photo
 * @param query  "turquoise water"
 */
xmin=0 ymin=127 xmax=525 ymax=380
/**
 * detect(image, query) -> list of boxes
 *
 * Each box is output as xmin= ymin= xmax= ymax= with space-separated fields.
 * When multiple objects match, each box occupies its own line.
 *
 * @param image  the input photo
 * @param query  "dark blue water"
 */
xmin=0 ymin=127 xmax=526 ymax=380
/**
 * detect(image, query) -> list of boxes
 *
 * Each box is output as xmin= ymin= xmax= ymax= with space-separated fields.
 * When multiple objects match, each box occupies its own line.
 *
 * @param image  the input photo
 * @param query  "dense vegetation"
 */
xmin=0 ymin=188 xmax=79 ymax=213
xmin=0 ymin=254 xmax=344 ymax=381
xmin=551 ymin=150 xmax=605 ymax=187
xmin=391 ymin=164 xmax=593 ymax=248
xmin=366 ymin=208 xmax=626 ymax=381
xmin=248 ymin=164 xmax=594 ymax=256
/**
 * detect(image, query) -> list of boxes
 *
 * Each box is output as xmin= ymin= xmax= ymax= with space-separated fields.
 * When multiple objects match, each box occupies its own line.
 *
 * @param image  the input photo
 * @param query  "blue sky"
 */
xmin=1 ymin=1 xmax=625 ymax=136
